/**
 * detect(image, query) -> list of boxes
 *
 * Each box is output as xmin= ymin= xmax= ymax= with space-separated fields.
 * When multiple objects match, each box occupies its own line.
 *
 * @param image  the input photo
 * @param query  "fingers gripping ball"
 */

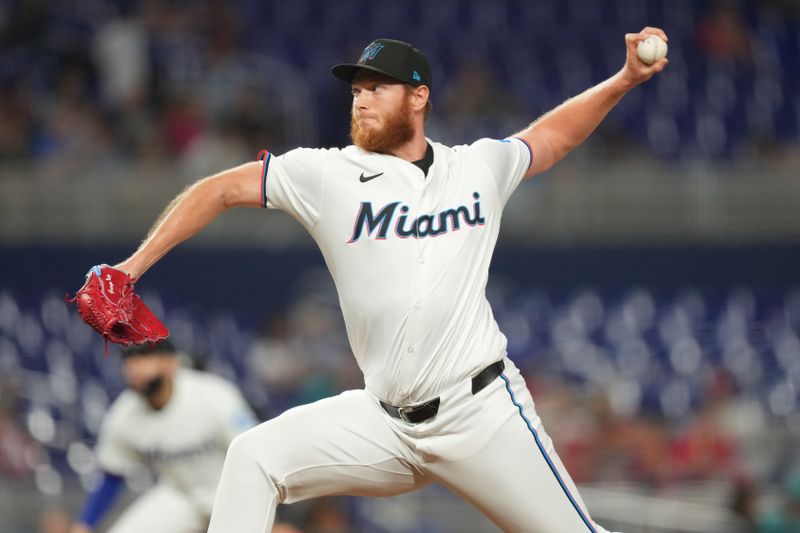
xmin=69 ymin=265 xmax=169 ymax=348
xmin=637 ymin=35 xmax=668 ymax=65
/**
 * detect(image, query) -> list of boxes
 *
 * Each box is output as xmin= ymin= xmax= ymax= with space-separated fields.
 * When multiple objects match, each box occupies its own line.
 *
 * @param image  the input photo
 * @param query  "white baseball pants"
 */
xmin=108 ymin=483 xmax=208 ymax=533
xmin=208 ymin=357 xmax=613 ymax=533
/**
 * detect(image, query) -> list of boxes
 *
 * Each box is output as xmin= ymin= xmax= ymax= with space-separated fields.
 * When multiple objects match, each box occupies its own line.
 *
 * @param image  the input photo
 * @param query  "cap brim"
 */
xmin=331 ymin=63 xmax=408 ymax=84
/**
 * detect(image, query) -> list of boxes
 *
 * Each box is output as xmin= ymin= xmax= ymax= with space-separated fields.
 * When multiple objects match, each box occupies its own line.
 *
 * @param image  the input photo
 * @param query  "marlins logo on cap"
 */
xmin=359 ymin=42 xmax=385 ymax=62
xmin=331 ymin=39 xmax=433 ymax=88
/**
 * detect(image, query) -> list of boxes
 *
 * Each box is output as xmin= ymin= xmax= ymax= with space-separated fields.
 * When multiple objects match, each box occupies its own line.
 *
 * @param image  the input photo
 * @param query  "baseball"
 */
xmin=637 ymin=35 xmax=668 ymax=64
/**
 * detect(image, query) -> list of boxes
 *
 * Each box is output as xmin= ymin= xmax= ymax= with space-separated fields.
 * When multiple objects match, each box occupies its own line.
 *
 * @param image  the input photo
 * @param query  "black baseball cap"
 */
xmin=332 ymin=39 xmax=432 ymax=88
xmin=121 ymin=338 xmax=175 ymax=358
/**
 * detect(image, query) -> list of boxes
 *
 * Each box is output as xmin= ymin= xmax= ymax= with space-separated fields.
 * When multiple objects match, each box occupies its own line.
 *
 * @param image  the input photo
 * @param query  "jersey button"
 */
xmin=414 ymin=302 xmax=422 ymax=310
xmin=407 ymin=346 xmax=415 ymax=353
xmin=419 ymin=257 xmax=425 ymax=265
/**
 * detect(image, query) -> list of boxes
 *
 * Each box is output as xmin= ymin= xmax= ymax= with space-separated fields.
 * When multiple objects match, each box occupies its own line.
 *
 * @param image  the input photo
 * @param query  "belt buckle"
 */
xmin=397 ymin=405 xmax=416 ymax=423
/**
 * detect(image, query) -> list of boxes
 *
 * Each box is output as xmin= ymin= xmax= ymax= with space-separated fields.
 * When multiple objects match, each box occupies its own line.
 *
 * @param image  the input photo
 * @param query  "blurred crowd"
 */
xmin=0 ymin=0 xmax=287 ymax=180
xmin=1 ymin=0 xmax=799 ymax=178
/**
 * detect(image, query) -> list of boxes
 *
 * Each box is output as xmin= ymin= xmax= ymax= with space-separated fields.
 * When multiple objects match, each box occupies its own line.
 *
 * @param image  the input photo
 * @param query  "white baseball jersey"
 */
xmin=96 ymin=368 xmax=257 ymax=512
xmin=261 ymin=137 xmax=531 ymax=406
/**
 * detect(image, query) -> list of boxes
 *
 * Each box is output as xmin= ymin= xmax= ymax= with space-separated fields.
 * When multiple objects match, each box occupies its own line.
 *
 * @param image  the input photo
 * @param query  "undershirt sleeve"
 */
xmin=77 ymin=471 xmax=125 ymax=528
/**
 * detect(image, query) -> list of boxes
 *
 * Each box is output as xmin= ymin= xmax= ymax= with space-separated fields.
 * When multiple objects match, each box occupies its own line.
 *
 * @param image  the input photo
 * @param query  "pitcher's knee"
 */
xmin=211 ymin=427 xmax=282 ymax=532
xmin=223 ymin=426 xmax=283 ymax=494
xmin=226 ymin=427 xmax=266 ymax=471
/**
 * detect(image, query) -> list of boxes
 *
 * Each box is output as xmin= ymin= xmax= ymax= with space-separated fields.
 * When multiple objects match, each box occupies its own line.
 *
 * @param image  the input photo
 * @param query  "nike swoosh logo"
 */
xmin=359 ymin=172 xmax=384 ymax=183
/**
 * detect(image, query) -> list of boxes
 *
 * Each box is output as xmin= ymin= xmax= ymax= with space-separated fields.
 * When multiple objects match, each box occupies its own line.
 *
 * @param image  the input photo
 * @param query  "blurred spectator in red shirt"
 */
xmin=696 ymin=1 xmax=754 ymax=63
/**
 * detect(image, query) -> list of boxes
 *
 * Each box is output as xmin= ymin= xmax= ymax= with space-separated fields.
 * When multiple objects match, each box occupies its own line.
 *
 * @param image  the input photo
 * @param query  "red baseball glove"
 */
xmin=69 ymin=265 xmax=169 ymax=348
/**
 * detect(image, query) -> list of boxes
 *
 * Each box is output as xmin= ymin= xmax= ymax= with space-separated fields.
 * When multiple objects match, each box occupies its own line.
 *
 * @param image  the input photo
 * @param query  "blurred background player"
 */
xmin=68 ymin=340 xmax=257 ymax=533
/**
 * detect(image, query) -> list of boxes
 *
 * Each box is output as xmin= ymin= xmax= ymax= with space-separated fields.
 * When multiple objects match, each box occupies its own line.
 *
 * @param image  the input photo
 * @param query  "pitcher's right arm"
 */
xmin=115 ymin=160 xmax=264 ymax=280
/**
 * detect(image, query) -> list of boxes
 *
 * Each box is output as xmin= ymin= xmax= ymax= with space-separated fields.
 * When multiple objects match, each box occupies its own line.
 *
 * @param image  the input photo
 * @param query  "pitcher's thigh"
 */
xmin=226 ymin=389 xmax=427 ymax=504
xmin=210 ymin=390 xmax=428 ymax=532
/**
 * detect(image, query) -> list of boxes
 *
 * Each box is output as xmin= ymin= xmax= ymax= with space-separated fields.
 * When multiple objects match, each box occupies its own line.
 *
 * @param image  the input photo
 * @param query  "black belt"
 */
xmin=380 ymin=359 xmax=505 ymax=424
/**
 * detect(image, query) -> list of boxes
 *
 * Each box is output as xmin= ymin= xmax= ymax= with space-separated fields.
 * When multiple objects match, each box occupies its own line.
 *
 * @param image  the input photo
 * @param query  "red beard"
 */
xmin=350 ymin=95 xmax=414 ymax=154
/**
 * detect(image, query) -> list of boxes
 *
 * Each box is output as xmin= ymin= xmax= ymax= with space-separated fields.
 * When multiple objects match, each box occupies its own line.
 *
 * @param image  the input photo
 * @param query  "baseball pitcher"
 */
xmin=72 ymin=28 xmax=667 ymax=532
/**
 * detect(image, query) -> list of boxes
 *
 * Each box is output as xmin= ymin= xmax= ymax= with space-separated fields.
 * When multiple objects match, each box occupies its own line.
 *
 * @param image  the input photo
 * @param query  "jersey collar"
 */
xmin=411 ymin=142 xmax=434 ymax=176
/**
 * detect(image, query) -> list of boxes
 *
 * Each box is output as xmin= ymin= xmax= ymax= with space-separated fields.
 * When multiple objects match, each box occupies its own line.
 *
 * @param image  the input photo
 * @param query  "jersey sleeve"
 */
xmin=468 ymin=137 xmax=532 ymax=207
xmin=260 ymin=147 xmax=329 ymax=228
xmin=94 ymin=402 xmax=139 ymax=475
